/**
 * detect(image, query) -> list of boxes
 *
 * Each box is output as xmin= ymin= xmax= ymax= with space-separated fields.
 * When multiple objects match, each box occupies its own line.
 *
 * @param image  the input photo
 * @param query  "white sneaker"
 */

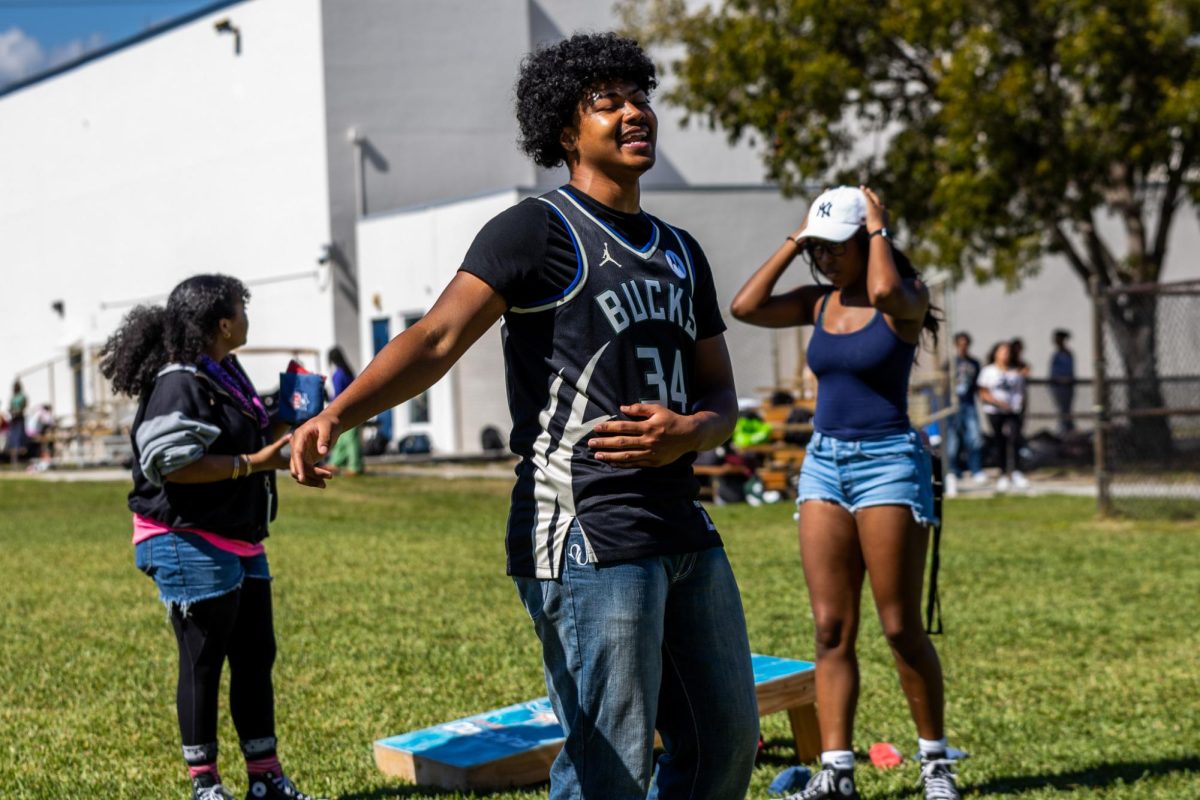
xmin=1011 ymin=470 xmax=1030 ymax=489
xmin=944 ymin=474 xmax=959 ymax=498
xmin=995 ymin=475 xmax=1011 ymax=493
xmin=970 ymin=471 xmax=989 ymax=486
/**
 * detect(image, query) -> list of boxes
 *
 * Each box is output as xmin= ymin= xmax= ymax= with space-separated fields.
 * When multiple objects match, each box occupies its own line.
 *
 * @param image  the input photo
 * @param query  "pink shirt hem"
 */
xmin=132 ymin=514 xmax=265 ymax=557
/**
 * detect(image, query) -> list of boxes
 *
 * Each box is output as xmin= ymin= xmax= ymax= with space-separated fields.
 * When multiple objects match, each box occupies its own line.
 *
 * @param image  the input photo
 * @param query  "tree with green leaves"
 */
xmin=621 ymin=0 xmax=1200 ymax=451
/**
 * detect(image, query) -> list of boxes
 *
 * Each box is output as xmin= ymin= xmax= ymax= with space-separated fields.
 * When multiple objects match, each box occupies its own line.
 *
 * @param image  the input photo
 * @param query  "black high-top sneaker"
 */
xmin=191 ymin=772 xmax=235 ymax=800
xmin=244 ymin=772 xmax=325 ymax=800
xmin=784 ymin=765 xmax=859 ymax=800
xmin=919 ymin=755 xmax=961 ymax=800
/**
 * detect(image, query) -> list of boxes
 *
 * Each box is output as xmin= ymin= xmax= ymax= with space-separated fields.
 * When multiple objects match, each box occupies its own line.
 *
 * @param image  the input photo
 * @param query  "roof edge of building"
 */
xmin=0 ymin=0 xmax=250 ymax=100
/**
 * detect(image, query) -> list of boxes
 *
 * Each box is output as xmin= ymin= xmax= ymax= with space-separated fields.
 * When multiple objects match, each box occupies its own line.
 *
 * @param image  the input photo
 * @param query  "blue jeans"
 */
xmin=513 ymin=522 xmax=759 ymax=800
xmin=944 ymin=402 xmax=984 ymax=477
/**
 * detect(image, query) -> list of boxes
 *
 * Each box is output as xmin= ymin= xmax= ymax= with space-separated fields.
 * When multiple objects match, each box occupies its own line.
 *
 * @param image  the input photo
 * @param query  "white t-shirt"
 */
xmin=977 ymin=364 xmax=1025 ymax=415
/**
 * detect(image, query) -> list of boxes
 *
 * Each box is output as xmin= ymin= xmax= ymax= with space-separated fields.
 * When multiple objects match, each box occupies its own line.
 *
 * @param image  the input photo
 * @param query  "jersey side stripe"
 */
xmin=510 ymin=197 xmax=591 ymax=314
xmin=531 ymin=344 xmax=614 ymax=578
xmin=554 ymin=188 xmax=660 ymax=259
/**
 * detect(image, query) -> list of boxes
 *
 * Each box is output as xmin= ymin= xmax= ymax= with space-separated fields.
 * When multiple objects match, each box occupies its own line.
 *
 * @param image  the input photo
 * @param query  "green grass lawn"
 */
xmin=1 ymin=477 xmax=1197 ymax=798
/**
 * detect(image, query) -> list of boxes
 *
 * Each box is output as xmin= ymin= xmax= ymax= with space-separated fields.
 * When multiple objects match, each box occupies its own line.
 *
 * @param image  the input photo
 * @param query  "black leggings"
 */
xmin=170 ymin=578 xmax=276 ymax=762
xmin=986 ymin=412 xmax=1022 ymax=475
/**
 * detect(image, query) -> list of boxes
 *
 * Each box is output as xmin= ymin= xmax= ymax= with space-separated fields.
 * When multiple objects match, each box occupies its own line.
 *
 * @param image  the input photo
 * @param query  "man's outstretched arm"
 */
xmin=290 ymin=272 xmax=507 ymax=487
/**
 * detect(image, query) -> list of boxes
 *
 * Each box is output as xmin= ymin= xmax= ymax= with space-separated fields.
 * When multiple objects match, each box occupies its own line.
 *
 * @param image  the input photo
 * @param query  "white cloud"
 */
xmin=49 ymin=33 xmax=106 ymax=68
xmin=0 ymin=27 xmax=46 ymax=85
xmin=0 ymin=28 xmax=106 ymax=88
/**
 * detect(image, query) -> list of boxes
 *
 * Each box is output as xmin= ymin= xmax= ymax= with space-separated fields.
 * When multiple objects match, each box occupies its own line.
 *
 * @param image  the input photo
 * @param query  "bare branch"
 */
xmin=1106 ymin=161 xmax=1150 ymax=281
xmin=1051 ymin=224 xmax=1096 ymax=287
xmin=1150 ymin=139 xmax=1194 ymax=275
xmin=1078 ymin=213 xmax=1126 ymax=285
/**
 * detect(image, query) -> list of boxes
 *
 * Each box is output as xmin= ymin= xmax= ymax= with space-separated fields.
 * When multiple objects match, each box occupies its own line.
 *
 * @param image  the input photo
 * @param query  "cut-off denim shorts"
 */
xmin=135 ymin=532 xmax=270 ymax=615
xmin=797 ymin=429 xmax=939 ymax=527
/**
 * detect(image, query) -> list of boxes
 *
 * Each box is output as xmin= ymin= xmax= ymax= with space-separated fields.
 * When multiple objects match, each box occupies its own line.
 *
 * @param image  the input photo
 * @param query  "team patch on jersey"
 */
xmin=665 ymin=249 xmax=687 ymax=279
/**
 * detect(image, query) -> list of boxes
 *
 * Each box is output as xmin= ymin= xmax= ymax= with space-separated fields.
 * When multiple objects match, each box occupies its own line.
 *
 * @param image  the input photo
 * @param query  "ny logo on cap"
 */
xmin=817 ymin=202 xmax=832 ymax=218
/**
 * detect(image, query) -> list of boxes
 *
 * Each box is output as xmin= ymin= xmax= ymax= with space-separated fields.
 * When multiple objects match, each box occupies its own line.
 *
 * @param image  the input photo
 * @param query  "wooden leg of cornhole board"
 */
xmin=786 ymin=702 xmax=821 ymax=762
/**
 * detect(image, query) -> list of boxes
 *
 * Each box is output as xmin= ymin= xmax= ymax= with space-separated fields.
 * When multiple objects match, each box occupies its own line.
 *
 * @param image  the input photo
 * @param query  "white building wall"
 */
xmin=0 ymin=0 xmax=333 ymax=420
xmin=356 ymin=191 xmax=520 ymax=454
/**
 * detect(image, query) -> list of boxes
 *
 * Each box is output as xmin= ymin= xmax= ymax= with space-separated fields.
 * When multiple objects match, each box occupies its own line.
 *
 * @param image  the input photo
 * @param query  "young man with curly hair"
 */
xmin=291 ymin=32 xmax=759 ymax=799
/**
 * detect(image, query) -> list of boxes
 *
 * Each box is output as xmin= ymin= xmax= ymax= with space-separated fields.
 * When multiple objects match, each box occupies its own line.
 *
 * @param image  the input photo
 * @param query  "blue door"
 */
xmin=371 ymin=318 xmax=394 ymax=443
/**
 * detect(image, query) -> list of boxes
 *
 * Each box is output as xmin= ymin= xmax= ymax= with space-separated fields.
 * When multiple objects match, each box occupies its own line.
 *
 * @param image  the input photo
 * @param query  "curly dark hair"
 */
xmin=515 ymin=32 xmax=657 ymax=168
xmin=100 ymin=274 xmax=249 ymax=397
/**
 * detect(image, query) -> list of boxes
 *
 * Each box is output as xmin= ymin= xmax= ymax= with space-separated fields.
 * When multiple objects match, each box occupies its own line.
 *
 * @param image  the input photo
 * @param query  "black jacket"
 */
xmin=128 ymin=362 xmax=277 ymax=543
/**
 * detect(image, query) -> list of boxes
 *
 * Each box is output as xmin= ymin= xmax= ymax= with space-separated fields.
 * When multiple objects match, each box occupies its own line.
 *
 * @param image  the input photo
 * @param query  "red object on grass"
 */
xmin=869 ymin=742 xmax=904 ymax=768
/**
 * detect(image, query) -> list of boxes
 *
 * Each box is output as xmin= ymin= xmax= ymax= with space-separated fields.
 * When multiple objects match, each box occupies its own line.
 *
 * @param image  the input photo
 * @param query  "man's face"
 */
xmin=565 ymin=80 xmax=657 ymax=176
xmin=955 ymin=335 xmax=970 ymax=356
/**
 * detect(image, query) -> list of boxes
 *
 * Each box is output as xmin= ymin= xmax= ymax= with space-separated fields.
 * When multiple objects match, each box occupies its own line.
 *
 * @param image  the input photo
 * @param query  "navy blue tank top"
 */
xmin=806 ymin=292 xmax=916 ymax=439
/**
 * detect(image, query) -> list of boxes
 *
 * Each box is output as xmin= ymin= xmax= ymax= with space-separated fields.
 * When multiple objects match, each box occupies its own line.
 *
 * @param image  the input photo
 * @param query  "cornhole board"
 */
xmin=373 ymin=653 xmax=818 ymax=791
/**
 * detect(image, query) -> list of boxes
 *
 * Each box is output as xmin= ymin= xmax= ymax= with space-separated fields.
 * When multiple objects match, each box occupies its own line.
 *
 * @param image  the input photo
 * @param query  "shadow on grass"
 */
xmin=864 ymin=755 xmax=1200 ymax=799
xmin=971 ymin=756 xmax=1200 ymax=796
xmin=339 ymin=782 xmax=548 ymax=799
xmin=755 ymin=736 xmax=824 ymax=769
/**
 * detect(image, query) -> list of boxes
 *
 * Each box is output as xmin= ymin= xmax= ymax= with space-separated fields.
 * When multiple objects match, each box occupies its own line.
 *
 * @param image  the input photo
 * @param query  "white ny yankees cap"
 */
xmin=803 ymin=185 xmax=867 ymax=242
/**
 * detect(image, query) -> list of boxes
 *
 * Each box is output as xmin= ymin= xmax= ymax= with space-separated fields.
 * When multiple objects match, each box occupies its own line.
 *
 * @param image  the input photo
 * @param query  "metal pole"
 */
xmin=1090 ymin=276 xmax=1112 ymax=516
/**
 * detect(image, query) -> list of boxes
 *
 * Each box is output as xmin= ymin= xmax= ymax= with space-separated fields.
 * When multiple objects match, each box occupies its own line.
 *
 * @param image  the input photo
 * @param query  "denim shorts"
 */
xmin=797 ymin=429 xmax=938 ymax=526
xmin=135 ymin=532 xmax=270 ymax=614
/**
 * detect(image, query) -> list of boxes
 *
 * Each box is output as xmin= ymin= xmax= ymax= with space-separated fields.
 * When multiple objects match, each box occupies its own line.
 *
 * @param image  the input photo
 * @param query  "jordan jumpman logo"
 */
xmin=599 ymin=242 xmax=623 ymax=269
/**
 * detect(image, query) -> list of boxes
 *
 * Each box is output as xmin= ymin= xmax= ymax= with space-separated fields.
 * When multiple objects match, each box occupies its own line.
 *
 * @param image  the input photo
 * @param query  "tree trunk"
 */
xmin=1103 ymin=290 xmax=1173 ymax=460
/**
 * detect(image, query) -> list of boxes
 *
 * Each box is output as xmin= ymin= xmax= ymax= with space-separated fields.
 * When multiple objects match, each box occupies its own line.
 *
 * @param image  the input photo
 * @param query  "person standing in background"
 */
xmin=7 ymin=380 xmax=28 ymax=464
xmin=731 ymin=185 xmax=959 ymax=800
xmin=943 ymin=332 xmax=986 ymax=497
xmin=1049 ymin=329 xmax=1076 ymax=434
xmin=100 ymin=274 xmax=322 ymax=800
xmin=325 ymin=347 xmax=363 ymax=476
xmin=977 ymin=342 xmax=1028 ymax=491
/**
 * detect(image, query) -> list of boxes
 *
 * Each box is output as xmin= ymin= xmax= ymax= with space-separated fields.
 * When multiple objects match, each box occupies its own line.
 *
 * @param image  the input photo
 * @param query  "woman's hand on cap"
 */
xmin=861 ymin=185 xmax=888 ymax=232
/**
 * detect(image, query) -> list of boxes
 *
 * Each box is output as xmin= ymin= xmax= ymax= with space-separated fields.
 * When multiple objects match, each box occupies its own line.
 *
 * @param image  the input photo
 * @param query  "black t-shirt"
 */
xmin=460 ymin=186 xmax=726 ymax=578
xmin=954 ymin=355 xmax=981 ymax=403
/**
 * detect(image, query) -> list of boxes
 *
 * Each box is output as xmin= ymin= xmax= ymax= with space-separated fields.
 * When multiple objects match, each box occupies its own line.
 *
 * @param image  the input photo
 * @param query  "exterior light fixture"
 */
xmin=214 ymin=18 xmax=242 ymax=55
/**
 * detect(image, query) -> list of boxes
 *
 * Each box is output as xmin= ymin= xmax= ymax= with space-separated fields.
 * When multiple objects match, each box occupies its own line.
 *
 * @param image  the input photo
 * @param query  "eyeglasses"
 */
xmin=799 ymin=240 xmax=848 ymax=266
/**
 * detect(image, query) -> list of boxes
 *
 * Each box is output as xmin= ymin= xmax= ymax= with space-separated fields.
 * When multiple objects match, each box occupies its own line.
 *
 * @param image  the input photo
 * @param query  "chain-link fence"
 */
xmin=1093 ymin=279 xmax=1200 ymax=517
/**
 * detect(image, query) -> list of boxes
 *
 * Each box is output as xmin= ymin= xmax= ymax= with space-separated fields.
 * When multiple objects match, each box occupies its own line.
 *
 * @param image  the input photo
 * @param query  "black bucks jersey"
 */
xmin=461 ymin=187 xmax=725 ymax=578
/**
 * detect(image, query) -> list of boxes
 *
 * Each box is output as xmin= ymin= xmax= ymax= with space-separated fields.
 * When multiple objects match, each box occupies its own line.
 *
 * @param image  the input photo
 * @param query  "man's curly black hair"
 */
xmin=100 ymin=274 xmax=249 ymax=397
xmin=516 ymin=32 xmax=657 ymax=169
